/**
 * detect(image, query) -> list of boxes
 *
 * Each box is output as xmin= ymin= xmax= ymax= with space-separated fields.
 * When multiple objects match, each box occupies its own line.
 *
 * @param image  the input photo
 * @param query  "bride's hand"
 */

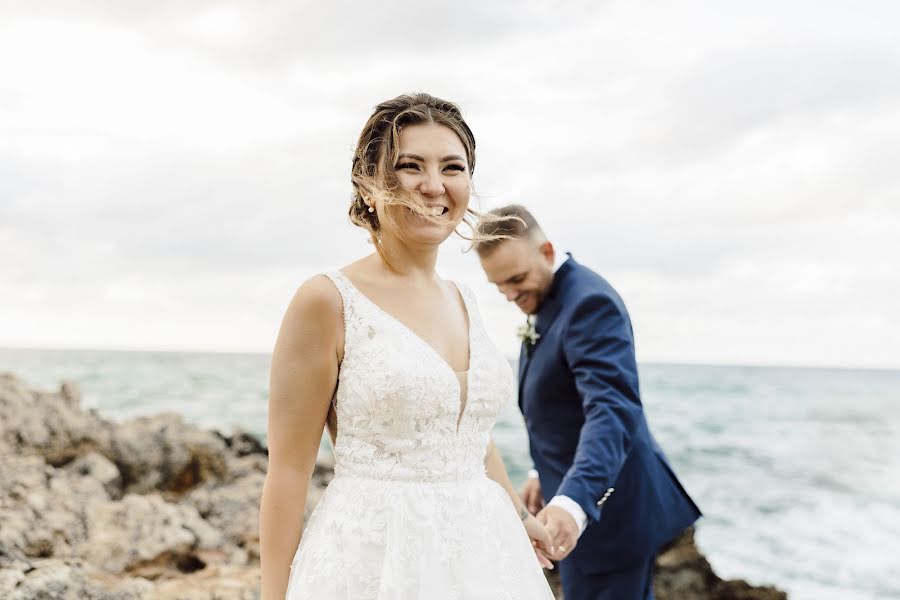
xmin=523 ymin=512 xmax=555 ymax=570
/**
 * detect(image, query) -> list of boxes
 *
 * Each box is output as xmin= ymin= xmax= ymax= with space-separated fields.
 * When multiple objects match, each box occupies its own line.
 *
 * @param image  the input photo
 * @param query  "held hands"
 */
xmin=535 ymin=505 xmax=579 ymax=561
xmin=520 ymin=476 xmax=555 ymax=569
xmin=521 ymin=511 xmax=556 ymax=569
xmin=520 ymin=474 xmax=580 ymax=565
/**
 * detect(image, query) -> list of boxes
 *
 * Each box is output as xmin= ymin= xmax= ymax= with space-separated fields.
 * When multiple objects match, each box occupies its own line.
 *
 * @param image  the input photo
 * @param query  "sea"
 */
xmin=2 ymin=348 xmax=898 ymax=600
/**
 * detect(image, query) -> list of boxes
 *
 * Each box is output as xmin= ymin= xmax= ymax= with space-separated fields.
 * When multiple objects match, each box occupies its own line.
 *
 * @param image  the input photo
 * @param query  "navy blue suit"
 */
xmin=518 ymin=255 xmax=700 ymax=599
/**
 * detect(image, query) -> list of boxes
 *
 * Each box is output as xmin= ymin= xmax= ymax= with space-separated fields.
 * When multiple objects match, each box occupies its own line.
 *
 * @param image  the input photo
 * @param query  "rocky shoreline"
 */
xmin=0 ymin=374 xmax=787 ymax=599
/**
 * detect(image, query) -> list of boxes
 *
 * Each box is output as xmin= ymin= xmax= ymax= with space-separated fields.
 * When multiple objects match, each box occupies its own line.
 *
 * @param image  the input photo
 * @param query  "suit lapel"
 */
xmin=517 ymin=343 xmax=529 ymax=411
xmin=535 ymin=296 xmax=562 ymax=338
xmin=517 ymin=256 xmax=577 ymax=411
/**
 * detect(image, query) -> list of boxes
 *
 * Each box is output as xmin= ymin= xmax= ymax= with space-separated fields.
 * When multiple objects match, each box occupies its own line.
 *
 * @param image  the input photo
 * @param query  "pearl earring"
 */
xmin=368 ymin=205 xmax=375 ymax=213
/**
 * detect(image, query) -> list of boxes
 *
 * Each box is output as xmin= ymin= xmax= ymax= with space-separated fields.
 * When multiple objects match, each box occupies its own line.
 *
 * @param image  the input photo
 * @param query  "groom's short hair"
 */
xmin=474 ymin=204 xmax=546 ymax=256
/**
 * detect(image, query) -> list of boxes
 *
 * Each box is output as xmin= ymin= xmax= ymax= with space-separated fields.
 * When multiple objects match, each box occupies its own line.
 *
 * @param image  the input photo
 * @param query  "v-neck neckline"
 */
xmin=335 ymin=270 xmax=473 ymax=378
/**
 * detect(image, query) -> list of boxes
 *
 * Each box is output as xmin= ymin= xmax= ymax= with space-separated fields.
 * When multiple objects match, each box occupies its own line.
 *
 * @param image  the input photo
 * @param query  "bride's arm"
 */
xmin=483 ymin=436 xmax=529 ymax=519
xmin=484 ymin=436 xmax=555 ymax=568
xmin=259 ymin=276 xmax=342 ymax=600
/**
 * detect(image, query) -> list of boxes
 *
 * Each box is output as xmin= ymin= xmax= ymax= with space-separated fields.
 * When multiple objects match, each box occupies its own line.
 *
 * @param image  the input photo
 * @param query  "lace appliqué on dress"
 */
xmin=284 ymin=271 xmax=554 ymax=600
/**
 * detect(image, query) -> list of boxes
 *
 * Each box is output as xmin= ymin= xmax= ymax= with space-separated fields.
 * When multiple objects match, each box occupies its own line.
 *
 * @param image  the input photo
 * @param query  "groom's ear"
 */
xmin=538 ymin=240 xmax=555 ymax=265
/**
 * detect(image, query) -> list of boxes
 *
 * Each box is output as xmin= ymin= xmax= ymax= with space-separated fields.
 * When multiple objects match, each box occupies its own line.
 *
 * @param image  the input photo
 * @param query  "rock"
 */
xmin=542 ymin=528 xmax=788 ymax=600
xmin=654 ymin=528 xmax=788 ymax=600
xmin=0 ymin=373 xmax=231 ymax=496
xmin=714 ymin=580 xmax=789 ymax=600
xmin=218 ymin=429 xmax=268 ymax=457
xmin=0 ymin=567 xmax=25 ymax=591
xmin=151 ymin=564 xmax=260 ymax=600
xmin=0 ymin=453 xmax=108 ymax=562
xmin=0 ymin=374 xmax=263 ymax=597
xmin=0 ymin=373 xmax=788 ymax=599
xmin=4 ymin=559 xmax=152 ymax=600
xmin=185 ymin=471 xmax=265 ymax=550
xmin=80 ymin=493 xmax=223 ymax=575
xmin=64 ymin=451 xmax=124 ymax=500
xmin=223 ymin=453 xmax=268 ymax=482
xmin=0 ymin=374 xmax=114 ymax=466
xmin=544 ymin=567 xmax=563 ymax=598
xmin=111 ymin=413 xmax=228 ymax=496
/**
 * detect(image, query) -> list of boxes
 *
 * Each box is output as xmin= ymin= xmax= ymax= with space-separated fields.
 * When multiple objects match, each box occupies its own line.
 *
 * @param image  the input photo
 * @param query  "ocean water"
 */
xmin=2 ymin=348 xmax=898 ymax=600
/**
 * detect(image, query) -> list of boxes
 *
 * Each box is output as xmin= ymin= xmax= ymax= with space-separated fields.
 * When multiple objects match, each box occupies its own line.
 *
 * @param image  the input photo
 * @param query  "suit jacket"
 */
xmin=518 ymin=255 xmax=701 ymax=574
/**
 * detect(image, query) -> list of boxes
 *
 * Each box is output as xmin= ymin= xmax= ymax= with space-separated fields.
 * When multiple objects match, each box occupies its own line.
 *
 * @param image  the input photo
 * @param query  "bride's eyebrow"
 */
xmin=395 ymin=153 xmax=466 ymax=163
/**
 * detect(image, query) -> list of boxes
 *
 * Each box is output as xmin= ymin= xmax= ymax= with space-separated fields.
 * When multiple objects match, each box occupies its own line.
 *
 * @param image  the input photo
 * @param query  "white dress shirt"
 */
xmin=530 ymin=250 xmax=589 ymax=537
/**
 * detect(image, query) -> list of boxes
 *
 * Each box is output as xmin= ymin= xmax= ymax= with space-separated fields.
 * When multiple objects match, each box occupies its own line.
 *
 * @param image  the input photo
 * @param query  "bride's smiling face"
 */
xmin=381 ymin=123 xmax=471 ymax=245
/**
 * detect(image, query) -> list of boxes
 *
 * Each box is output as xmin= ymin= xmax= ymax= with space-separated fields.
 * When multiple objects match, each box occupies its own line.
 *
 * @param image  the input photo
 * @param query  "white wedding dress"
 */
xmin=285 ymin=271 xmax=554 ymax=599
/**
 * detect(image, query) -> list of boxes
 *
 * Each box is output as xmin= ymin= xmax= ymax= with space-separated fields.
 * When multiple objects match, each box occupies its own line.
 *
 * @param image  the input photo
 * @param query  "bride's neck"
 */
xmin=374 ymin=234 xmax=440 ymax=283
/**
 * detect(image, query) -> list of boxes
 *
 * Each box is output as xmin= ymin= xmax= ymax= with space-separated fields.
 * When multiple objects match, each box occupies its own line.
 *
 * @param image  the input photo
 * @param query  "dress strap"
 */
xmin=452 ymin=280 xmax=476 ymax=305
xmin=320 ymin=271 xmax=355 ymax=340
xmin=322 ymin=270 xmax=352 ymax=298
xmin=329 ymin=268 xmax=367 ymax=311
xmin=451 ymin=280 xmax=480 ymax=331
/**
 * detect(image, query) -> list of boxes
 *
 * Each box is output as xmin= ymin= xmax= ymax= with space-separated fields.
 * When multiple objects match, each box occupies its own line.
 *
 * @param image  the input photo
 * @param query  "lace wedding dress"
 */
xmin=285 ymin=271 xmax=554 ymax=599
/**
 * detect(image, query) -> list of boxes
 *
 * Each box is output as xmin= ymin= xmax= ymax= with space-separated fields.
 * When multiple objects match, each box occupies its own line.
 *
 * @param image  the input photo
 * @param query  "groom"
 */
xmin=475 ymin=205 xmax=701 ymax=600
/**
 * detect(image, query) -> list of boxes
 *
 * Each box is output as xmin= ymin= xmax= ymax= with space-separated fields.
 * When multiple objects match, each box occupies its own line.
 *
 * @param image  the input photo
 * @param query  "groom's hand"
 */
xmin=536 ymin=506 xmax=579 ymax=561
xmin=520 ymin=476 xmax=544 ymax=515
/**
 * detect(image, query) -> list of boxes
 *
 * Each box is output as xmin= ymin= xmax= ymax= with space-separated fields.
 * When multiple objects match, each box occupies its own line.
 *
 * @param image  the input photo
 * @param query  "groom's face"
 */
xmin=479 ymin=238 xmax=555 ymax=316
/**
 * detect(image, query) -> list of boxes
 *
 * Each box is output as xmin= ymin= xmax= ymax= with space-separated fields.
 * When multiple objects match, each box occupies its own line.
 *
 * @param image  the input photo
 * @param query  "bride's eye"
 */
xmin=394 ymin=162 xmax=420 ymax=171
xmin=444 ymin=164 xmax=466 ymax=173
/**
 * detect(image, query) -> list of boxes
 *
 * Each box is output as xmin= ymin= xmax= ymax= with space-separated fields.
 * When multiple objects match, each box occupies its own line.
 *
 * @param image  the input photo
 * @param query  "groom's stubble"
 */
xmin=478 ymin=237 xmax=556 ymax=317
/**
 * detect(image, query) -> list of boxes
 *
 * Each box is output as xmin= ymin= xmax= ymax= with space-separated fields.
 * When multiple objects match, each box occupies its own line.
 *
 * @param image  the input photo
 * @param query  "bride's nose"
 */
xmin=418 ymin=170 xmax=445 ymax=196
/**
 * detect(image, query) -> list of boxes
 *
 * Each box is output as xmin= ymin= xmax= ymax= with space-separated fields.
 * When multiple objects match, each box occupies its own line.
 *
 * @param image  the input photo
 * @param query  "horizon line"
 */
xmin=2 ymin=344 xmax=898 ymax=373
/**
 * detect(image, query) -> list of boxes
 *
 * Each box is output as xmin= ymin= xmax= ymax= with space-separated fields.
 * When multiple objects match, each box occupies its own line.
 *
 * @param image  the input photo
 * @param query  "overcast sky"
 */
xmin=1 ymin=1 xmax=898 ymax=368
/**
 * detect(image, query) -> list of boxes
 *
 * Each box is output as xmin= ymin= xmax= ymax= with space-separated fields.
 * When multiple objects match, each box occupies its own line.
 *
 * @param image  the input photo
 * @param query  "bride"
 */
xmin=259 ymin=93 xmax=556 ymax=599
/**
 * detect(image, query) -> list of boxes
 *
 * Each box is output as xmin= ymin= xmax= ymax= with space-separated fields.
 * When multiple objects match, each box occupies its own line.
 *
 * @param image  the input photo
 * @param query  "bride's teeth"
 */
xmin=430 ymin=207 xmax=443 ymax=217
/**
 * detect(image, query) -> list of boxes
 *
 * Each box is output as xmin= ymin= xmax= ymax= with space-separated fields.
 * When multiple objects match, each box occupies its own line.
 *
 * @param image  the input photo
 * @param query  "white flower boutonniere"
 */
xmin=516 ymin=316 xmax=540 ymax=349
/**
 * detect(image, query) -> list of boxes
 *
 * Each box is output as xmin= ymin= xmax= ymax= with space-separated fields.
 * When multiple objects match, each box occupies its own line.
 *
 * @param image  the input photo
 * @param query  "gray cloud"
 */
xmin=1 ymin=1 xmax=898 ymax=367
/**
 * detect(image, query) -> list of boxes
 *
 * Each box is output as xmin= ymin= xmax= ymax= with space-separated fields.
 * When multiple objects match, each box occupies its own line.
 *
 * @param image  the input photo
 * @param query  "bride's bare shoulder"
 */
xmin=283 ymin=253 xmax=378 ymax=323
xmin=281 ymin=274 xmax=343 ymax=330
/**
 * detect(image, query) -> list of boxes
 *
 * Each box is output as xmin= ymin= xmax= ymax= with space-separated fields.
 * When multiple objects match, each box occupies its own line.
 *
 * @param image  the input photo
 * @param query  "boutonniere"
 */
xmin=516 ymin=316 xmax=540 ymax=349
